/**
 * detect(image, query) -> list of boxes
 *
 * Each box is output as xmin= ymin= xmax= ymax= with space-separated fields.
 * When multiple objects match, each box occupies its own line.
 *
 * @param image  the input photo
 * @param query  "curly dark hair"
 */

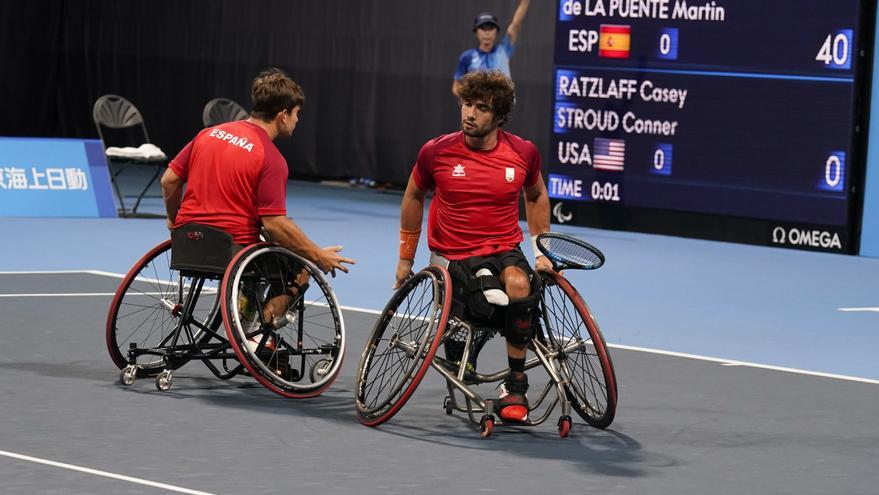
xmin=457 ymin=70 xmax=515 ymax=126
xmin=250 ymin=68 xmax=305 ymax=122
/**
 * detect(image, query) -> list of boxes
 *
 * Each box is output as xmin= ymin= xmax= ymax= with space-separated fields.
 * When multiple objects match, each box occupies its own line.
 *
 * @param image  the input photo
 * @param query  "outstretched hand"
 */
xmin=394 ymin=259 xmax=415 ymax=289
xmin=316 ymin=245 xmax=355 ymax=277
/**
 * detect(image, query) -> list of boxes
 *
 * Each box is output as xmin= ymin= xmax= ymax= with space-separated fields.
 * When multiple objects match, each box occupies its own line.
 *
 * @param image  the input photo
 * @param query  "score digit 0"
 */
xmin=822 ymin=152 xmax=846 ymax=192
xmin=651 ymin=143 xmax=673 ymax=176
xmin=825 ymin=154 xmax=842 ymax=189
xmin=654 ymin=148 xmax=665 ymax=170
xmin=657 ymin=28 xmax=679 ymax=61
xmin=660 ymin=33 xmax=671 ymax=55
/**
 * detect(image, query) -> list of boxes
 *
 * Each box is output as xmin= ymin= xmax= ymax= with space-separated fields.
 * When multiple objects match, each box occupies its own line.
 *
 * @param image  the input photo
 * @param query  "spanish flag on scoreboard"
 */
xmin=599 ymin=24 xmax=631 ymax=59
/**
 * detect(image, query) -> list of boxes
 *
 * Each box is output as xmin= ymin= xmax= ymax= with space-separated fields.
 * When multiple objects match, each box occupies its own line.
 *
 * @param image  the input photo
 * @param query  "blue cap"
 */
xmin=473 ymin=12 xmax=499 ymax=31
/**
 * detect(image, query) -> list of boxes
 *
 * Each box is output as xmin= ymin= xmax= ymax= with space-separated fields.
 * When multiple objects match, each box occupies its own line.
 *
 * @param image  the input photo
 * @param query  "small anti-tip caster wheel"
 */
xmin=120 ymin=365 xmax=138 ymax=386
xmin=558 ymin=415 xmax=572 ymax=438
xmin=480 ymin=414 xmax=495 ymax=438
xmin=310 ymin=359 xmax=332 ymax=382
xmin=155 ymin=370 xmax=173 ymax=391
xmin=443 ymin=397 xmax=453 ymax=415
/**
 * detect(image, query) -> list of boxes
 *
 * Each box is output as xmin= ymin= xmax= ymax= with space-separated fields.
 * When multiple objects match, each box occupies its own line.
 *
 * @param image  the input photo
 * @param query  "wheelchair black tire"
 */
xmin=106 ymin=240 xmax=223 ymax=378
xmin=222 ymin=243 xmax=345 ymax=398
xmin=539 ymin=270 xmax=617 ymax=429
xmin=355 ymin=266 xmax=451 ymax=426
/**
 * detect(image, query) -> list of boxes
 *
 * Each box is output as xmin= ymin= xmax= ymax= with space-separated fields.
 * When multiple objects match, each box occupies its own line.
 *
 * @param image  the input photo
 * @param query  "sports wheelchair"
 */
xmin=354 ymin=233 xmax=617 ymax=438
xmin=106 ymin=223 xmax=345 ymax=397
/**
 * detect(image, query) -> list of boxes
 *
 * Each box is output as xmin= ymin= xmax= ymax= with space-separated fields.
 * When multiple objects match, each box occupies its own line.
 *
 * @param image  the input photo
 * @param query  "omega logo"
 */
xmin=772 ymin=226 xmax=842 ymax=250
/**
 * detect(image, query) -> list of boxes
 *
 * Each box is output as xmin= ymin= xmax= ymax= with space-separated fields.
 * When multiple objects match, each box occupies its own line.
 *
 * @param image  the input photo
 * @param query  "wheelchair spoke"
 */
xmin=364 ymin=351 xmax=409 ymax=409
xmin=223 ymin=245 xmax=345 ymax=397
xmin=108 ymin=240 xmax=224 ymax=376
xmin=355 ymin=267 xmax=449 ymax=425
xmin=539 ymin=271 xmax=617 ymax=428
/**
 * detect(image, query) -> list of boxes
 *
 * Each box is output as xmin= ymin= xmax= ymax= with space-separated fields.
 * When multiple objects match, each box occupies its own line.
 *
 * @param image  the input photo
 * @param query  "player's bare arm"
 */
xmin=523 ymin=178 xmax=552 ymax=272
xmin=262 ymin=215 xmax=355 ymax=276
xmin=160 ymin=168 xmax=184 ymax=231
xmin=396 ymin=173 xmax=428 ymax=288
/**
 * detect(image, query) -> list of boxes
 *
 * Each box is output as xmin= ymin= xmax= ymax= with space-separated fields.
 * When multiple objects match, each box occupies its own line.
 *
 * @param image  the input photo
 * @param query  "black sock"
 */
xmin=508 ymin=356 xmax=525 ymax=373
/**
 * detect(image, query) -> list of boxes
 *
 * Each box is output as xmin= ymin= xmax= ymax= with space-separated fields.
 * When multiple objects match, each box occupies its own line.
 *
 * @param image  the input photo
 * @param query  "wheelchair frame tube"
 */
xmin=434 ymin=339 xmax=571 ymax=427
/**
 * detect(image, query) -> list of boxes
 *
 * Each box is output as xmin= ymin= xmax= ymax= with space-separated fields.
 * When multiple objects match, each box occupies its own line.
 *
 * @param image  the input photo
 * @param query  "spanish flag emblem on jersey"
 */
xmin=599 ymin=24 xmax=631 ymax=59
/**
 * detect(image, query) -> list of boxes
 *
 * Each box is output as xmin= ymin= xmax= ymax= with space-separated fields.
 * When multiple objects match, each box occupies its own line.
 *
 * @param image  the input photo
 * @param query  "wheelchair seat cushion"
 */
xmin=170 ymin=223 xmax=242 ymax=275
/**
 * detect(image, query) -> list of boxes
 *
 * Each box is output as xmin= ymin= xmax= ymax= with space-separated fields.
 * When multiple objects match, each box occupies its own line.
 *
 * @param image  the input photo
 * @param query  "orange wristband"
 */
xmin=400 ymin=228 xmax=421 ymax=260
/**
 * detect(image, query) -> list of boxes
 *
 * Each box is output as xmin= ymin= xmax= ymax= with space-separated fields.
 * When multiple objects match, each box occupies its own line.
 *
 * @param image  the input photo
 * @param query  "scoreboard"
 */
xmin=548 ymin=0 xmax=874 ymax=253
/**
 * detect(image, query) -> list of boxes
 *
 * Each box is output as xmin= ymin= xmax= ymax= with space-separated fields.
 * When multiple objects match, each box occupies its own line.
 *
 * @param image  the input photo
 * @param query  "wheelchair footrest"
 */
xmin=482 ymin=400 xmax=536 ymax=427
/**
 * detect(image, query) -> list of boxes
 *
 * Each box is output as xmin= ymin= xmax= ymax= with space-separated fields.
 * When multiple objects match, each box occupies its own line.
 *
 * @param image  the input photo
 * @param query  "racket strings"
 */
xmin=539 ymin=237 xmax=603 ymax=269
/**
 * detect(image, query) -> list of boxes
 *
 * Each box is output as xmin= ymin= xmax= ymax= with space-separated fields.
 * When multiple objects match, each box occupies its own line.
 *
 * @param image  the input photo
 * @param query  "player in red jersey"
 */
xmin=162 ymin=68 xmax=353 ymax=273
xmin=395 ymin=70 xmax=551 ymax=423
xmin=161 ymin=69 xmax=354 ymax=322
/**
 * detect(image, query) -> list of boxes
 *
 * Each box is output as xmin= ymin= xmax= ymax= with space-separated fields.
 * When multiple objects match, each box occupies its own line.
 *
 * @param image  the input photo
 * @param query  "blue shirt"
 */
xmin=453 ymin=34 xmax=515 ymax=80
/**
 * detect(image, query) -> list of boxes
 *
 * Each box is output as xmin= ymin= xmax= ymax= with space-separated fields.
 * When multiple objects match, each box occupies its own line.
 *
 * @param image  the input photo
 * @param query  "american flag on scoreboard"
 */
xmin=593 ymin=138 xmax=626 ymax=172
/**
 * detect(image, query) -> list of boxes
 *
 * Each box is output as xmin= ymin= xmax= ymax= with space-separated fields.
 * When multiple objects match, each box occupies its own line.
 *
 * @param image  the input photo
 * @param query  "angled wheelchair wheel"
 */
xmin=539 ymin=270 xmax=618 ymax=429
xmin=355 ymin=266 xmax=451 ymax=426
xmin=107 ymin=240 xmax=223 ymax=377
xmin=222 ymin=243 xmax=345 ymax=398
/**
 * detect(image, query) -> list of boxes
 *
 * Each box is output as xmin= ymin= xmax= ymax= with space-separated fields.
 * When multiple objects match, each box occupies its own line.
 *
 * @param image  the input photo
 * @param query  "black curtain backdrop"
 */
xmin=0 ymin=0 xmax=555 ymax=185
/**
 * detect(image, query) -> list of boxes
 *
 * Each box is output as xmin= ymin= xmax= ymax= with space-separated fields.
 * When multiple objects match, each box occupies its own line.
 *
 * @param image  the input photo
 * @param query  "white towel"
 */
xmin=105 ymin=143 xmax=167 ymax=160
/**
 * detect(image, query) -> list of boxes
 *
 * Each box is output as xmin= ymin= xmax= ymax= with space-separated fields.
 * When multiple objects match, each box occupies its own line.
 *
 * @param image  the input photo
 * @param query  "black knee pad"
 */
xmin=502 ymin=295 xmax=539 ymax=345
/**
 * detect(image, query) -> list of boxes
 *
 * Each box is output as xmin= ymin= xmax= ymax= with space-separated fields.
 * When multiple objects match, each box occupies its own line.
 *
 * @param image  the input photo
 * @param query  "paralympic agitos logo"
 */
xmin=553 ymin=202 xmax=573 ymax=224
xmin=771 ymin=226 xmax=843 ymax=250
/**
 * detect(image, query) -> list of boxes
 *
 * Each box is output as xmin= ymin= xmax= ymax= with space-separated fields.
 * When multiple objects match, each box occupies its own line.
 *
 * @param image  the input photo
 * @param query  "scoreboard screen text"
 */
xmin=549 ymin=0 xmax=871 ymax=253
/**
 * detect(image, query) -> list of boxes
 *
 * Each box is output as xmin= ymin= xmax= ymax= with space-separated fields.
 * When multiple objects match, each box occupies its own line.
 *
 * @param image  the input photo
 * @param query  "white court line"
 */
xmin=0 ymin=270 xmax=110 ymax=275
xmin=838 ymin=307 xmax=879 ymax=312
xmin=0 ymin=449 xmax=215 ymax=495
xmin=0 ymin=293 xmax=122 ymax=298
xmin=0 ymin=270 xmax=187 ymax=284
xmin=0 ymin=291 xmax=218 ymax=298
xmin=608 ymin=343 xmax=879 ymax=385
xmin=337 ymin=303 xmax=382 ymax=316
xmin=83 ymin=269 xmax=127 ymax=279
xmin=3 ymin=270 xmax=877 ymax=385
xmin=0 ymin=270 xmax=218 ymax=298
xmin=331 ymin=300 xmax=879 ymax=384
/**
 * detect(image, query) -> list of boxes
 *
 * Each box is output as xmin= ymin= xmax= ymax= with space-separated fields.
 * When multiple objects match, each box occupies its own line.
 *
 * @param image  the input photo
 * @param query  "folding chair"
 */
xmin=202 ymin=98 xmax=248 ymax=128
xmin=92 ymin=94 xmax=167 ymax=217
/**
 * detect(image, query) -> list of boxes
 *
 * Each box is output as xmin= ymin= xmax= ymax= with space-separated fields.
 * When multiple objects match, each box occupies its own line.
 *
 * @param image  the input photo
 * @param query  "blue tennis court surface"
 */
xmin=0 ymin=181 xmax=877 ymax=494
xmin=2 ymin=181 xmax=877 ymax=379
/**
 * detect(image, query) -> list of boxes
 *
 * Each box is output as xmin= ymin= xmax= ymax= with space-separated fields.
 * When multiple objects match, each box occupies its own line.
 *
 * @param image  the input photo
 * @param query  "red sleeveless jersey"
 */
xmin=412 ymin=130 xmax=541 ymax=260
xmin=169 ymin=120 xmax=287 ymax=245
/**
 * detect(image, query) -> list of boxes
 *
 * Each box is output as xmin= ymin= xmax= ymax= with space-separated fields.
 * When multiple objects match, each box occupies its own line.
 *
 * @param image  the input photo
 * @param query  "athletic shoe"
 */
xmin=498 ymin=371 xmax=529 ymax=422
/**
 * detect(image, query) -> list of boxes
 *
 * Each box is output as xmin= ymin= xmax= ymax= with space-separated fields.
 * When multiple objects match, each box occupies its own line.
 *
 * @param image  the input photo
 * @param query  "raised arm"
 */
xmin=506 ymin=0 xmax=531 ymax=45
xmin=395 ymin=173 xmax=429 ymax=288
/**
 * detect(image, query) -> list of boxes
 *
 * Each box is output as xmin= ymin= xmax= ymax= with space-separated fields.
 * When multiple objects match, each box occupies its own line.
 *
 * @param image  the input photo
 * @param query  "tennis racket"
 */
xmin=536 ymin=232 xmax=605 ymax=271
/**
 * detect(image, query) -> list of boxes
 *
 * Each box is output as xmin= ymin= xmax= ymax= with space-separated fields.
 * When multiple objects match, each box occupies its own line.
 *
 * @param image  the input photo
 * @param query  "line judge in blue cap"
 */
xmin=452 ymin=0 xmax=531 ymax=97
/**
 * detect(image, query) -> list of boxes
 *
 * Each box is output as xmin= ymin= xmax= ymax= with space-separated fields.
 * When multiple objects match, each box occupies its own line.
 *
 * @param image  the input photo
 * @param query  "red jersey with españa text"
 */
xmin=412 ymin=130 xmax=541 ymax=259
xmin=169 ymin=120 xmax=287 ymax=245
